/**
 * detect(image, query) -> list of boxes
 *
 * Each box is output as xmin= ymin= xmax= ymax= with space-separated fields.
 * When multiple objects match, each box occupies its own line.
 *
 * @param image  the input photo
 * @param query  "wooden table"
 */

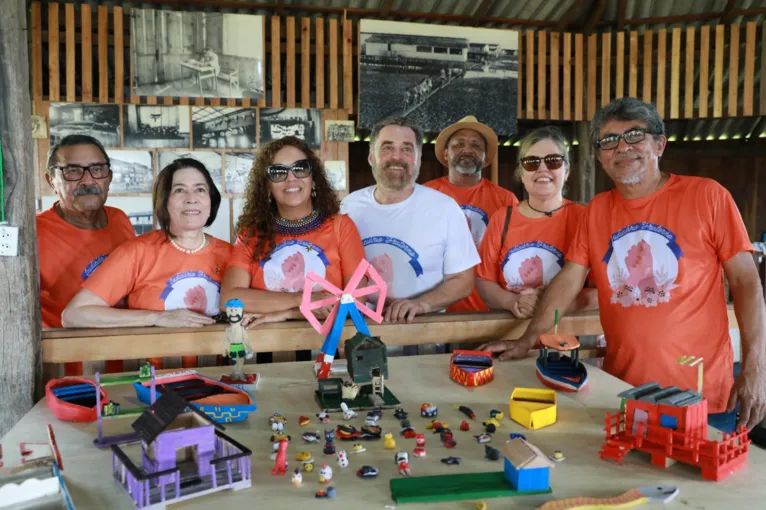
xmin=4 ymin=355 xmax=764 ymax=509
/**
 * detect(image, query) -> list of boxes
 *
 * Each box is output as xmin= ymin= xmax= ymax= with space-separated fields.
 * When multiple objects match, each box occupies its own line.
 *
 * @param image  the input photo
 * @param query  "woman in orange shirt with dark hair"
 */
xmin=221 ymin=136 xmax=365 ymax=351
xmin=62 ymin=158 xmax=232 ymax=368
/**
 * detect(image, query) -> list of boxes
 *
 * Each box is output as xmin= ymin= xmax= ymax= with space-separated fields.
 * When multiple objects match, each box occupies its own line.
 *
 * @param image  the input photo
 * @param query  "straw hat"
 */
xmin=434 ymin=115 xmax=498 ymax=169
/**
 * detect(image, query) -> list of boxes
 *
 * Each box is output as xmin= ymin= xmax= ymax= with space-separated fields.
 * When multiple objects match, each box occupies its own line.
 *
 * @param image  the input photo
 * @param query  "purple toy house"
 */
xmin=110 ymin=390 xmax=253 ymax=509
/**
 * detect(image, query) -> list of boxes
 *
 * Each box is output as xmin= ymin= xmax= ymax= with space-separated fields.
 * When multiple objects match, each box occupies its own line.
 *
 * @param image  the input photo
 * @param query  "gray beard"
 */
xmin=453 ymin=163 xmax=481 ymax=176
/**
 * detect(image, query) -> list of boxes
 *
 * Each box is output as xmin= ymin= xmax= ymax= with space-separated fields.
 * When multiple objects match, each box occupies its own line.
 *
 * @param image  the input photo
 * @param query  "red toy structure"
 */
xmin=599 ymin=382 xmax=749 ymax=481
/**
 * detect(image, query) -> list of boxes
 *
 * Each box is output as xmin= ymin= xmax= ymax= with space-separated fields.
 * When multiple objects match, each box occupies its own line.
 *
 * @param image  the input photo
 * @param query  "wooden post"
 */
xmin=0 ymin=0 xmax=41 ymax=436
xmin=576 ymin=122 xmax=595 ymax=203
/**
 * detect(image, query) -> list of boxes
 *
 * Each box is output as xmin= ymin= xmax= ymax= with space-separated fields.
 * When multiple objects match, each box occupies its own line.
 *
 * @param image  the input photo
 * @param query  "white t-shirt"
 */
xmin=341 ymin=184 xmax=480 ymax=300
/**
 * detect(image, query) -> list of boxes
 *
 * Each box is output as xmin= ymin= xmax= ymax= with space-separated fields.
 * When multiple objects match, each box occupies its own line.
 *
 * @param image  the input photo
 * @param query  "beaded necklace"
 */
xmin=169 ymin=234 xmax=208 ymax=254
xmin=275 ymin=209 xmax=327 ymax=236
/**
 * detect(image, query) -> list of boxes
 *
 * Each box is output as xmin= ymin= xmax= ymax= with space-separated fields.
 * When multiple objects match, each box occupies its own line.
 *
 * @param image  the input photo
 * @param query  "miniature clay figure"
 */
xmin=509 ymin=433 xmax=527 ymax=441
xmin=365 ymin=410 xmax=382 ymax=426
xmin=483 ymin=418 xmax=501 ymax=429
xmin=292 ymin=468 xmax=303 ymax=487
xmin=296 ymin=451 xmax=312 ymax=461
xmin=315 ymin=486 xmax=337 ymax=499
xmin=489 ymin=409 xmax=504 ymax=420
xmin=460 ymin=420 xmax=470 ymax=431
xmin=303 ymin=459 xmax=315 ymax=472
xmin=341 ymin=402 xmax=358 ymax=420
xmin=485 ymin=445 xmax=501 ymax=460
xmin=420 ymin=403 xmax=438 ymax=417
xmin=323 ymin=429 xmax=336 ymax=455
xmin=299 ymin=416 xmax=312 ymax=427
xmin=270 ymin=433 xmax=291 ymax=442
xmin=441 ymin=456 xmax=462 ymax=465
xmin=413 ymin=447 xmax=426 ymax=457
xmin=384 ymin=432 xmax=396 ymax=449
xmin=485 ymin=423 xmax=497 ymax=433
xmin=394 ymin=408 xmax=408 ymax=420
xmin=268 ymin=413 xmax=286 ymax=425
xmin=317 ymin=410 xmax=331 ymax=423
xmin=221 ymin=299 xmax=254 ymax=381
xmin=272 ymin=421 xmax=285 ymax=433
xmin=341 ymin=381 xmax=360 ymax=400
xmin=401 ymin=428 xmax=417 ymax=439
xmin=318 ymin=462 xmax=333 ymax=484
xmin=337 ymin=450 xmax=349 ymax=467
xmin=360 ymin=425 xmax=382 ymax=439
xmin=395 ymin=451 xmax=411 ymax=476
xmin=550 ymin=450 xmax=566 ymax=462
xmin=351 ymin=444 xmax=366 ymax=453
xmin=303 ymin=431 xmax=321 ymax=443
xmin=476 ymin=501 xmax=487 ymax=510
xmin=357 ymin=465 xmax=379 ymax=478
xmin=426 ymin=420 xmax=449 ymax=432
xmin=441 ymin=428 xmax=457 ymax=448
xmin=272 ymin=439 xmax=289 ymax=475
xmin=415 ymin=433 xmax=425 ymax=447
xmin=454 ymin=405 xmax=476 ymax=420
xmin=400 ymin=419 xmax=412 ymax=429
xmin=474 ymin=433 xmax=492 ymax=443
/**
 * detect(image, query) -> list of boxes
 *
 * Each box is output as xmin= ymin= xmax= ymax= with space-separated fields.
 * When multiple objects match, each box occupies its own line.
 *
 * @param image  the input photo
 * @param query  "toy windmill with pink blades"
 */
xmin=300 ymin=260 xmax=387 ymax=379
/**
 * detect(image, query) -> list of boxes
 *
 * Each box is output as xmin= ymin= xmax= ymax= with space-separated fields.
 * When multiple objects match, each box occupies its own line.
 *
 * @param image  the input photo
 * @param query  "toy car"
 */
xmin=441 ymin=456 xmax=462 ymax=465
xmin=420 ymin=403 xmax=438 ymax=417
xmin=474 ymin=434 xmax=492 ymax=444
xmin=356 ymin=465 xmax=379 ymax=478
xmin=303 ymin=431 xmax=321 ymax=443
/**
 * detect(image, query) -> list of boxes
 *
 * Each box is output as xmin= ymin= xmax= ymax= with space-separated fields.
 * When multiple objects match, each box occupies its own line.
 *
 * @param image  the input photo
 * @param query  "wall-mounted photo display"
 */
xmin=130 ymin=9 xmax=265 ymax=100
xmin=223 ymin=152 xmax=255 ymax=194
xmin=49 ymin=103 xmax=121 ymax=147
xmin=157 ymin=150 xmax=223 ymax=191
xmin=324 ymin=160 xmax=347 ymax=192
xmin=192 ymin=107 xmax=257 ymax=149
xmin=259 ymin=108 xmax=321 ymax=150
xmin=359 ymin=20 xmax=518 ymax=136
xmin=106 ymin=150 xmax=154 ymax=194
xmin=325 ymin=120 xmax=355 ymax=142
xmin=123 ymin=105 xmax=191 ymax=149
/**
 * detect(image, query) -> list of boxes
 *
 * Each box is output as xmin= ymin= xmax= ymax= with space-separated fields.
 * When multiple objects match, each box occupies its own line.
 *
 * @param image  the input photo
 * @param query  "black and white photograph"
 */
xmin=158 ymin=150 xmax=223 ymax=191
xmin=259 ymin=108 xmax=321 ymax=150
xmin=130 ymin=9 xmax=264 ymax=100
xmin=324 ymin=160 xmax=347 ymax=193
xmin=223 ymin=152 xmax=255 ymax=194
xmin=192 ymin=107 xmax=257 ymax=149
xmin=359 ymin=20 xmax=518 ymax=136
xmin=107 ymin=150 xmax=154 ymax=194
xmin=325 ymin=120 xmax=355 ymax=142
xmin=123 ymin=105 xmax=191 ymax=149
xmin=49 ymin=103 xmax=121 ymax=147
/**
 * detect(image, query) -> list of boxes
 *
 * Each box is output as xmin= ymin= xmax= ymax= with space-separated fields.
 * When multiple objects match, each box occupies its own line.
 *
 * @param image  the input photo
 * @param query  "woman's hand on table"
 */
xmin=243 ymin=310 xmax=294 ymax=328
xmin=154 ymin=310 xmax=216 ymax=328
xmin=477 ymin=338 xmax=533 ymax=361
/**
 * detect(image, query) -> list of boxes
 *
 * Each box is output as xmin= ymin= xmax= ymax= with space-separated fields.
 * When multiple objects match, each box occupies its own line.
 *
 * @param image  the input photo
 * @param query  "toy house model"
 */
xmin=502 ymin=437 xmax=554 ymax=492
xmin=600 ymin=382 xmax=750 ymax=481
xmin=345 ymin=333 xmax=388 ymax=395
xmin=110 ymin=390 xmax=252 ymax=509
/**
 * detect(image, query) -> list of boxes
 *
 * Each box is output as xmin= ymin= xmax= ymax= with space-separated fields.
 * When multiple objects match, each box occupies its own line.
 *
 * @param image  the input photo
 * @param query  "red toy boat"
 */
xmin=45 ymin=377 xmax=107 ymax=422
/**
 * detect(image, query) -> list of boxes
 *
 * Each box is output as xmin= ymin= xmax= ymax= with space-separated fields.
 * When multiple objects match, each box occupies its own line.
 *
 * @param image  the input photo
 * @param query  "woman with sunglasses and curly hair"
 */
xmin=221 ymin=136 xmax=365 ymax=331
xmin=474 ymin=126 xmax=597 ymax=327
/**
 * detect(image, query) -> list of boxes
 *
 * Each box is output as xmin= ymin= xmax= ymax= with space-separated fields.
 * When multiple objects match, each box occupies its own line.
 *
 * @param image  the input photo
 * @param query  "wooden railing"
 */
xmin=41 ymin=306 xmax=739 ymax=364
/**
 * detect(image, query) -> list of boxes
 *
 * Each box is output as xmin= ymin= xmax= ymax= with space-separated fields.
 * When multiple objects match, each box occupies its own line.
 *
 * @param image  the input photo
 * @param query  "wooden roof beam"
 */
xmin=720 ymin=0 xmax=737 ymax=21
xmin=556 ymin=0 xmax=588 ymax=31
xmin=379 ymin=0 xmax=393 ymax=18
xmin=583 ymin=0 xmax=609 ymax=34
xmin=472 ymin=0 xmax=496 ymax=26
xmin=616 ymin=0 xmax=627 ymax=31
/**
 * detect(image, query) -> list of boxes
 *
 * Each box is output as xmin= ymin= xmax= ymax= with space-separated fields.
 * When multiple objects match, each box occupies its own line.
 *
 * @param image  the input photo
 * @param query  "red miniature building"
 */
xmin=600 ymin=382 xmax=749 ymax=481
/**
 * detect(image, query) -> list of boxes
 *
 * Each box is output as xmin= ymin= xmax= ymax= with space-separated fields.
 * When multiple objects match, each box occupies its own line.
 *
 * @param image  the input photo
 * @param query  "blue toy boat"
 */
xmin=535 ymin=333 xmax=588 ymax=392
xmin=133 ymin=371 xmax=256 ymax=423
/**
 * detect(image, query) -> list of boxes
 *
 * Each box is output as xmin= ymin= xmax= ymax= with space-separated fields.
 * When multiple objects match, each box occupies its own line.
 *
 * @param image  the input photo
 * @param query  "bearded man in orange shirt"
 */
xmin=481 ymin=98 xmax=766 ymax=432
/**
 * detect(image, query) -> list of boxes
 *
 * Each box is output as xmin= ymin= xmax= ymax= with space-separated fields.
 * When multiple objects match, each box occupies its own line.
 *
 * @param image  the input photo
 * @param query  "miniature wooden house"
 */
xmin=344 ymin=333 xmax=388 ymax=385
xmin=502 ymin=438 xmax=554 ymax=492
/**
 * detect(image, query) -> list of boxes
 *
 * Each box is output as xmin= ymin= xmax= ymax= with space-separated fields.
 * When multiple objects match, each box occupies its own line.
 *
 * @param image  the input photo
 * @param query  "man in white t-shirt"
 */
xmin=341 ymin=116 xmax=480 ymax=324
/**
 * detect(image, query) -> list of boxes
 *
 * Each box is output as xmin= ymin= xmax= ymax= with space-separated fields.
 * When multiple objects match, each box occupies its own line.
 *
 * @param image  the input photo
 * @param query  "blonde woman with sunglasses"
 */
xmin=221 ymin=136 xmax=365 ymax=344
xmin=475 ymin=126 xmax=597 ymax=326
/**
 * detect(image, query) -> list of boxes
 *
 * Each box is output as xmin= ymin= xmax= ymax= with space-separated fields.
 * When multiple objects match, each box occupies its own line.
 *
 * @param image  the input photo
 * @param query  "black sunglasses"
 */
xmin=265 ymin=159 xmax=313 ymax=183
xmin=596 ymin=128 xmax=657 ymax=150
xmin=50 ymin=163 xmax=112 ymax=182
xmin=520 ymin=154 xmax=566 ymax=172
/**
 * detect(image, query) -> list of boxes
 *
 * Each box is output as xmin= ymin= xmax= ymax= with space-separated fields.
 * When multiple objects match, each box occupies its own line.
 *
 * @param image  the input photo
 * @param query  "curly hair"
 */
xmin=236 ymin=136 xmax=339 ymax=261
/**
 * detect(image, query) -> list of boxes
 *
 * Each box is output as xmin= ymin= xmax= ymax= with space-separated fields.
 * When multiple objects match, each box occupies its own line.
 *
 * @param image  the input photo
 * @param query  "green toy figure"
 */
xmin=222 ymin=298 xmax=254 ymax=381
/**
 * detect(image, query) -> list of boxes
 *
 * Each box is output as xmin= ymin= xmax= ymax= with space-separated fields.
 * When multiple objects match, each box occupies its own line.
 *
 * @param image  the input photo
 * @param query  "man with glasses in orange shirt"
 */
xmin=482 ymin=98 xmax=766 ymax=433
xmin=37 ymin=134 xmax=135 ymax=374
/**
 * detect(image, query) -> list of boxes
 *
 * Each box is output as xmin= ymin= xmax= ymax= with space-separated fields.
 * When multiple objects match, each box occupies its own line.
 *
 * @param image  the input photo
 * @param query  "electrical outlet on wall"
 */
xmin=0 ymin=225 xmax=19 ymax=257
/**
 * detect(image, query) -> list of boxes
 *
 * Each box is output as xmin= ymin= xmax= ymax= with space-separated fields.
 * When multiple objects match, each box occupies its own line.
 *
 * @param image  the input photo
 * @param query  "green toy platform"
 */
xmin=389 ymin=471 xmax=551 ymax=504
xmin=314 ymin=386 xmax=400 ymax=411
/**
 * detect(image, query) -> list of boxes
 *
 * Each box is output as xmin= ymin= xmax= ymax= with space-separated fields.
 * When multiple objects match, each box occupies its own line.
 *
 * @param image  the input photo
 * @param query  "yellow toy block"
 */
xmin=509 ymin=387 xmax=557 ymax=430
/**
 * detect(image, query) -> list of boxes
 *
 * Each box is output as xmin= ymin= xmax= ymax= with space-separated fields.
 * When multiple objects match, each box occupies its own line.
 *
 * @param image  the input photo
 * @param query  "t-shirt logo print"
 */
xmin=160 ymin=271 xmax=222 ymax=315
xmin=81 ymin=254 xmax=109 ymax=280
xmin=261 ymin=240 xmax=330 ymax=292
xmin=460 ymin=205 xmax=490 ymax=246
xmin=502 ymin=241 xmax=564 ymax=292
xmin=603 ymin=222 xmax=683 ymax=308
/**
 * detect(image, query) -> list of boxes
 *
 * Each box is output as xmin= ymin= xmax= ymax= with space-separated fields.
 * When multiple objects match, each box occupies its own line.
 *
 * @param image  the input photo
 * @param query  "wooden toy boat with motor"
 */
xmin=535 ymin=334 xmax=588 ymax=392
xmin=133 ymin=370 xmax=256 ymax=423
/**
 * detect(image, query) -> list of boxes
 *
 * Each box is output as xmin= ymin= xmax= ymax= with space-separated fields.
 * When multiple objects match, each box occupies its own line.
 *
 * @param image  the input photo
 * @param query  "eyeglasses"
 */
xmin=265 ymin=159 xmax=313 ymax=183
xmin=596 ymin=128 xmax=656 ymax=150
xmin=50 ymin=163 xmax=111 ymax=181
xmin=519 ymin=154 xmax=566 ymax=172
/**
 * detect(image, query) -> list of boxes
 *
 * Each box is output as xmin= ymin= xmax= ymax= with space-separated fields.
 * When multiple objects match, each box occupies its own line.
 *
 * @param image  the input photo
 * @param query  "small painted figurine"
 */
xmin=351 ymin=444 xmax=366 ymax=453
xmin=454 ymin=405 xmax=476 ymax=420
xmin=413 ymin=447 xmax=426 ymax=457
xmin=221 ymin=298 xmax=254 ymax=381
xmin=460 ymin=420 xmax=470 ymax=431
xmin=292 ymin=468 xmax=303 ymax=487
xmin=299 ymin=416 xmax=312 ymax=427
xmin=315 ymin=486 xmax=337 ymax=499
xmin=296 ymin=451 xmax=312 ymax=461
xmin=303 ymin=459 xmax=315 ymax=472
xmin=474 ymin=434 xmax=492 ymax=444
xmin=415 ymin=433 xmax=425 ymax=447
xmin=318 ymin=462 xmax=333 ymax=484
xmin=337 ymin=449 xmax=349 ymax=468
xmin=303 ymin=431 xmax=321 ymax=443
xmin=441 ymin=456 xmax=462 ymax=465
xmin=317 ymin=410 xmax=331 ymax=423
xmin=394 ymin=408 xmax=408 ymax=420
xmin=395 ymin=451 xmax=411 ymax=476
xmin=340 ymin=402 xmax=357 ymax=421
xmin=484 ymin=445 xmax=501 ymax=461
xmin=272 ymin=439 xmax=289 ymax=475
xmin=383 ymin=432 xmax=396 ymax=449
xmin=420 ymin=403 xmax=438 ymax=417
xmin=323 ymin=429 xmax=336 ymax=455
xmin=489 ymin=409 xmax=504 ymax=420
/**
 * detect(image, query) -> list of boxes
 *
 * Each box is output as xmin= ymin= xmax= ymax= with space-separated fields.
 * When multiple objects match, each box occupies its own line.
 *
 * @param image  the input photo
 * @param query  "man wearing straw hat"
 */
xmin=425 ymin=116 xmax=518 ymax=312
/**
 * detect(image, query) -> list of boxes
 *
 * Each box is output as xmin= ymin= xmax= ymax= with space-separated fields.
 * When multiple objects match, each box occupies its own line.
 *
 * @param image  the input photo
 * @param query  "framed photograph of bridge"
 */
xmin=358 ymin=20 xmax=518 ymax=136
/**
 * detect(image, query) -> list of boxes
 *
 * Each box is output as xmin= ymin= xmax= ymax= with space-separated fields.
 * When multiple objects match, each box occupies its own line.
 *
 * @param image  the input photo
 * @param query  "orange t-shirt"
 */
xmin=477 ymin=201 xmax=585 ymax=291
xmin=37 ymin=203 xmax=135 ymax=328
xmin=83 ymin=230 xmax=232 ymax=314
xmin=424 ymin=177 xmax=519 ymax=312
xmin=567 ymin=175 xmax=753 ymax=413
xmin=229 ymin=214 xmax=365 ymax=293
